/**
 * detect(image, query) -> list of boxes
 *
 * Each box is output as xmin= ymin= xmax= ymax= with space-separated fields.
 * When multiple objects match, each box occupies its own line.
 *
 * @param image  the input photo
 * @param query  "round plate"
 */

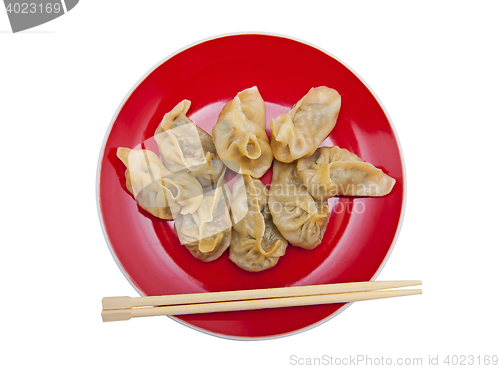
xmin=97 ymin=33 xmax=405 ymax=339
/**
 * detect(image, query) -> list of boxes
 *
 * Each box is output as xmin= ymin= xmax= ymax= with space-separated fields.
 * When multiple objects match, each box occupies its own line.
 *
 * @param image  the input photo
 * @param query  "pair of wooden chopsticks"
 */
xmin=101 ymin=280 xmax=422 ymax=322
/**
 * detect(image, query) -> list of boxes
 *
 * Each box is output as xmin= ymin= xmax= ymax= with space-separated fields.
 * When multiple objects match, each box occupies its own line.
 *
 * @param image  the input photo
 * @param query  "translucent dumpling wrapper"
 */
xmin=270 ymin=86 xmax=341 ymax=163
xmin=212 ymin=86 xmax=273 ymax=178
xmin=229 ymin=175 xmax=288 ymax=272
xmin=268 ymin=160 xmax=330 ymax=250
xmin=296 ymin=146 xmax=396 ymax=201
xmin=116 ymin=148 xmax=204 ymax=220
xmin=155 ymin=100 xmax=224 ymax=187
xmin=174 ymin=169 xmax=232 ymax=262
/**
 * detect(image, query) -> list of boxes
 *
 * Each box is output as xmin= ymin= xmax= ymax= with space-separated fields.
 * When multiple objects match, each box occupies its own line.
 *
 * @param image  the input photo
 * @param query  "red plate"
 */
xmin=97 ymin=33 xmax=405 ymax=339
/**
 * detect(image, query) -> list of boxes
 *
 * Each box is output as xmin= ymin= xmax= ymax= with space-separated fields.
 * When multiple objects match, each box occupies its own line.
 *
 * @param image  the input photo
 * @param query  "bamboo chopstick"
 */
xmin=101 ymin=280 xmax=422 ymax=322
xmin=101 ymin=288 xmax=421 ymax=322
xmin=102 ymin=280 xmax=421 ymax=310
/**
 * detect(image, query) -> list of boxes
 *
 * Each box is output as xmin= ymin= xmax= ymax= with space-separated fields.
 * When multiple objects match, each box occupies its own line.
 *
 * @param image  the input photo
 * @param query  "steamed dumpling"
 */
xmin=174 ymin=169 xmax=232 ymax=262
xmin=155 ymin=100 xmax=224 ymax=186
xmin=268 ymin=160 xmax=330 ymax=250
xmin=116 ymin=148 xmax=203 ymax=220
xmin=270 ymin=86 xmax=341 ymax=163
xmin=229 ymin=175 xmax=288 ymax=272
xmin=296 ymin=146 xmax=396 ymax=200
xmin=212 ymin=87 xmax=273 ymax=178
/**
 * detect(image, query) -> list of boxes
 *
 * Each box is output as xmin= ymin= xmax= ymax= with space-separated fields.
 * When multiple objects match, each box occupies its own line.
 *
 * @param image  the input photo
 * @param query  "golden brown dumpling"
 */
xmin=296 ymin=146 xmax=396 ymax=201
xmin=268 ymin=160 xmax=330 ymax=250
xmin=212 ymin=87 xmax=273 ymax=178
xmin=270 ymin=86 xmax=341 ymax=163
xmin=155 ymin=100 xmax=224 ymax=186
xmin=116 ymin=148 xmax=203 ymax=220
xmin=174 ymin=169 xmax=232 ymax=262
xmin=229 ymin=175 xmax=288 ymax=272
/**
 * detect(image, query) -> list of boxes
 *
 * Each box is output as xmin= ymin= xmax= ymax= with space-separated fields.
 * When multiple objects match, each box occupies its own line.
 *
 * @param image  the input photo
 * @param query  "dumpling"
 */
xmin=296 ymin=146 xmax=396 ymax=200
xmin=229 ymin=175 xmax=288 ymax=272
xmin=155 ymin=100 xmax=224 ymax=186
xmin=174 ymin=169 xmax=232 ymax=262
xmin=268 ymin=160 xmax=330 ymax=250
xmin=116 ymin=147 xmax=204 ymax=220
xmin=270 ymin=86 xmax=341 ymax=163
xmin=212 ymin=86 xmax=273 ymax=178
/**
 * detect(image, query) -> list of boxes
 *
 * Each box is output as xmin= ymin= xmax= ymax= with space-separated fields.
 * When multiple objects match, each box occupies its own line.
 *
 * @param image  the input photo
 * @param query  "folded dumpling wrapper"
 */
xmin=296 ymin=146 xmax=396 ymax=201
xmin=212 ymin=87 xmax=273 ymax=178
xmin=174 ymin=169 xmax=233 ymax=262
xmin=229 ymin=175 xmax=288 ymax=272
xmin=271 ymin=86 xmax=341 ymax=163
xmin=116 ymin=148 xmax=204 ymax=220
xmin=155 ymin=100 xmax=224 ymax=187
xmin=268 ymin=160 xmax=330 ymax=250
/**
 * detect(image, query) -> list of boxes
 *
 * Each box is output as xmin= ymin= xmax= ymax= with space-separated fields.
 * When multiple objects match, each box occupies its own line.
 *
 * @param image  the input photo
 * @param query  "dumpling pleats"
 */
xmin=174 ymin=169 xmax=233 ymax=262
xmin=268 ymin=160 xmax=330 ymax=250
xmin=229 ymin=175 xmax=288 ymax=272
xmin=212 ymin=87 xmax=273 ymax=178
xmin=270 ymin=86 xmax=341 ymax=163
xmin=296 ymin=146 xmax=396 ymax=200
xmin=155 ymin=100 xmax=224 ymax=187
xmin=116 ymin=147 xmax=204 ymax=220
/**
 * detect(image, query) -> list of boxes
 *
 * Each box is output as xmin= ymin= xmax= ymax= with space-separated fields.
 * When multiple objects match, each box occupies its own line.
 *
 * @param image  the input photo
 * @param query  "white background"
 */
xmin=1 ymin=1 xmax=499 ymax=368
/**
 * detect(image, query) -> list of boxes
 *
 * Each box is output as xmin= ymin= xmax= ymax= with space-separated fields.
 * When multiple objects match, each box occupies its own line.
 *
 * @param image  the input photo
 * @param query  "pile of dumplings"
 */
xmin=117 ymin=86 xmax=396 ymax=272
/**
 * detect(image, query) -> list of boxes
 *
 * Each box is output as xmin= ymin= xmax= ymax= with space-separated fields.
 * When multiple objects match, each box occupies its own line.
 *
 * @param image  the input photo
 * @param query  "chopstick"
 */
xmin=101 ymin=280 xmax=421 ymax=322
xmin=102 ymin=289 xmax=421 ymax=322
xmin=102 ymin=280 xmax=421 ymax=310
